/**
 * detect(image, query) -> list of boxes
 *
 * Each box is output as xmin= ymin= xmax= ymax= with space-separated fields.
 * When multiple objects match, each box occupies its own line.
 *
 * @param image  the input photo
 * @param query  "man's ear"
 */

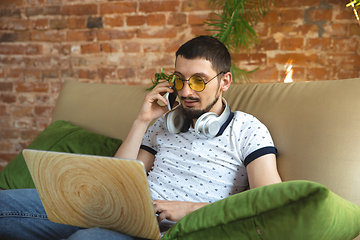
xmin=220 ymin=72 xmax=232 ymax=92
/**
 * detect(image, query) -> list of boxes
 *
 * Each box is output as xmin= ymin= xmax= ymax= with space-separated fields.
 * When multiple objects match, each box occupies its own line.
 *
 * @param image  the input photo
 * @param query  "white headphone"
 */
xmin=165 ymin=98 xmax=230 ymax=138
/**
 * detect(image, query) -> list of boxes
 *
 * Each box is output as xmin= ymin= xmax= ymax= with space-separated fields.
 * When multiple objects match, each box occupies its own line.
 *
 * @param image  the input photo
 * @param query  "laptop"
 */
xmin=23 ymin=149 xmax=162 ymax=240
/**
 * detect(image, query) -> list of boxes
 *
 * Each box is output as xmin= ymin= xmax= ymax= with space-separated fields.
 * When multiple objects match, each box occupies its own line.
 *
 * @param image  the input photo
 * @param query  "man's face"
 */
xmin=174 ymin=56 xmax=224 ymax=120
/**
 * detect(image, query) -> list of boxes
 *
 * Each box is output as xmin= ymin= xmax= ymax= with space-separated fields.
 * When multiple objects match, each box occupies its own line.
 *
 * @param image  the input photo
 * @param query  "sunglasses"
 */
xmin=168 ymin=72 xmax=225 ymax=92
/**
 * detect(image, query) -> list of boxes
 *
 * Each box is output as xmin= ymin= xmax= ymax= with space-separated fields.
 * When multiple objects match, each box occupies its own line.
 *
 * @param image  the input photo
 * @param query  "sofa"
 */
xmin=1 ymin=78 xmax=360 ymax=239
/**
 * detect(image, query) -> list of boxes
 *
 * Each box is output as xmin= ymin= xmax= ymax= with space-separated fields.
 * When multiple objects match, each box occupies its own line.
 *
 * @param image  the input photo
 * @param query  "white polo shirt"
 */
xmin=141 ymin=110 xmax=276 ymax=203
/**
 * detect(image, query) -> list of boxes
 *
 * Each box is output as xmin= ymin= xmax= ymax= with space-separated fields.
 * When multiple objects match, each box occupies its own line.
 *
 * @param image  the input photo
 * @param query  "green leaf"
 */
xmin=346 ymin=0 xmax=358 ymax=7
xmin=147 ymin=68 xmax=172 ymax=91
xmin=206 ymin=0 xmax=274 ymax=51
xmin=231 ymin=63 xmax=259 ymax=84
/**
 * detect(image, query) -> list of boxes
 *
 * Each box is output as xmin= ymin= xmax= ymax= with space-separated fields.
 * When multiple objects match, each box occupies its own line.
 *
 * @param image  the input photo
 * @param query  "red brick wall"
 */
xmin=247 ymin=0 xmax=360 ymax=83
xmin=0 ymin=0 xmax=359 ymax=170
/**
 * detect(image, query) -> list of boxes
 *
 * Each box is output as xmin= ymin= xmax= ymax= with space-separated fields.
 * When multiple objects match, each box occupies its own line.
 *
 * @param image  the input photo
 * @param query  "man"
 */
xmin=0 ymin=36 xmax=281 ymax=240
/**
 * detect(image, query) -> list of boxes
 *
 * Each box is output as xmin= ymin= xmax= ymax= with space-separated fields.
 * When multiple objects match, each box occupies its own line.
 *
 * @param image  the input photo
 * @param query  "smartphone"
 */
xmin=165 ymin=91 xmax=177 ymax=111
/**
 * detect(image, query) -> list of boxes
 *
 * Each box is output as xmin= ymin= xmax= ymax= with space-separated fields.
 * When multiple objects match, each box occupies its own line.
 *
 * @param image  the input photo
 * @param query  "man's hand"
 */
xmin=153 ymin=200 xmax=209 ymax=222
xmin=137 ymin=81 xmax=175 ymax=124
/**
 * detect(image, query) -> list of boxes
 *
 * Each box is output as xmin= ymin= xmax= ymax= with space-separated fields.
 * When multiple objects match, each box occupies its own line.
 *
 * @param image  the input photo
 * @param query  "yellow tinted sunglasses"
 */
xmin=168 ymin=72 xmax=225 ymax=92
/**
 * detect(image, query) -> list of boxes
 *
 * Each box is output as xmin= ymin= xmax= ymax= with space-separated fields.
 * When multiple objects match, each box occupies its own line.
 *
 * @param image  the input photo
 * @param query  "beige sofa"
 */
xmin=53 ymin=78 xmax=360 ymax=207
xmin=49 ymin=78 xmax=360 ymax=239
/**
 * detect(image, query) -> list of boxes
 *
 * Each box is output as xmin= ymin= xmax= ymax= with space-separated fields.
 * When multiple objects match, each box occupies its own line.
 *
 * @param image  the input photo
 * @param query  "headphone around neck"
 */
xmin=165 ymin=98 xmax=230 ymax=138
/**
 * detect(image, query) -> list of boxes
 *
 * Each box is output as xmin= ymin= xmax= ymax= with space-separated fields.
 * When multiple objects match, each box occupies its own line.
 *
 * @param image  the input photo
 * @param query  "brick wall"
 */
xmin=247 ymin=0 xmax=360 ymax=82
xmin=0 ymin=0 xmax=359 ymax=171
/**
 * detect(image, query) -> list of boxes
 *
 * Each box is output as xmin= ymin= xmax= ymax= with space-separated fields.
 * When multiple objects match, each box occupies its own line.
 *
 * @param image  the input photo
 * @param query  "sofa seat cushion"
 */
xmin=162 ymin=180 xmax=360 ymax=240
xmin=0 ymin=120 xmax=122 ymax=190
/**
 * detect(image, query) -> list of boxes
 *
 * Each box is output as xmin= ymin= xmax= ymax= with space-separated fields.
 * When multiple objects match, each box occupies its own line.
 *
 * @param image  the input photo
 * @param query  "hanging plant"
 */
xmin=206 ymin=0 xmax=275 ymax=83
xmin=150 ymin=0 xmax=275 ymax=88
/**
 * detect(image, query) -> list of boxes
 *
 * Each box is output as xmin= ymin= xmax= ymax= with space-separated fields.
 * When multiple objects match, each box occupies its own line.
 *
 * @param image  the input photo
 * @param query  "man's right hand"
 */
xmin=137 ymin=81 xmax=175 ymax=124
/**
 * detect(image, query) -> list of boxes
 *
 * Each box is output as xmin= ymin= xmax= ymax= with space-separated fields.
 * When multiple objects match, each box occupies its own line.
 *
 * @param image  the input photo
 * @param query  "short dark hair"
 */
xmin=176 ymin=35 xmax=231 ymax=73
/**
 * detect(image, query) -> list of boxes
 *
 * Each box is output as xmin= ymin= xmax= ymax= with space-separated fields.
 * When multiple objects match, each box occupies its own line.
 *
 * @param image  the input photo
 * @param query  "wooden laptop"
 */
xmin=23 ymin=149 xmax=162 ymax=240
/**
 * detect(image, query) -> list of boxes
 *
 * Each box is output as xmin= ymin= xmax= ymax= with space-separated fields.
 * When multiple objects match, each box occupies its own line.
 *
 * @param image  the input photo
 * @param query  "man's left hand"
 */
xmin=153 ymin=200 xmax=209 ymax=222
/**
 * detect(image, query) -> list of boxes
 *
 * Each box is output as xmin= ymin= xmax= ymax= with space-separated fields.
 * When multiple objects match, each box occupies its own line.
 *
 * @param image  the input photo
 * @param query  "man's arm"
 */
xmin=137 ymin=149 xmax=156 ymax=173
xmin=246 ymin=153 xmax=282 ymax=189
xmin=114 ymin=81 xmax=174 ymax=169
xmin=153 ymin=154 xmax=281 ymax=223
xmin=114 ymin=118 xmax=151 ymax=160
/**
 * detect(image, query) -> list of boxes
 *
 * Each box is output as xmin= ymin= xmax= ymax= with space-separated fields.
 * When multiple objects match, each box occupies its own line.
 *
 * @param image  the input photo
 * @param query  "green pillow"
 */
xmin=0 ymin=120 xmax=122 ymax=190
xmin=162 ymin=180 xmax=360 ymax=240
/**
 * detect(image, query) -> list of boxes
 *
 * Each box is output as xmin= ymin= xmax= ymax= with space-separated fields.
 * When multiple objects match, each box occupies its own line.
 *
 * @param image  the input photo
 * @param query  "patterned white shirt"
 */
xmin=141 ymin=110 xmax=276 ymax=203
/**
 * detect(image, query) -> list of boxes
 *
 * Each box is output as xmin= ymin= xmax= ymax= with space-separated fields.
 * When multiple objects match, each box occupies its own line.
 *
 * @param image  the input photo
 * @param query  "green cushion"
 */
xmin=162 ymin=180 xmax=360 ymax=240
xmin=0 ymin=120 xmax=122 ymax=190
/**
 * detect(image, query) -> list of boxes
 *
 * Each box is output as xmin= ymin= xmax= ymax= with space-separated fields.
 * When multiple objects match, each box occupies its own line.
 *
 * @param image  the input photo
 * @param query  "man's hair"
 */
xmin=176 ymin=35 xmax=231 ymax=74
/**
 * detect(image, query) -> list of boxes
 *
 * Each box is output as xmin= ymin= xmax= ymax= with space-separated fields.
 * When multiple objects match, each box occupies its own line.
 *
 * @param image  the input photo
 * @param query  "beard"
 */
xmin=181 ymin=94 xmax=220 ymax=120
